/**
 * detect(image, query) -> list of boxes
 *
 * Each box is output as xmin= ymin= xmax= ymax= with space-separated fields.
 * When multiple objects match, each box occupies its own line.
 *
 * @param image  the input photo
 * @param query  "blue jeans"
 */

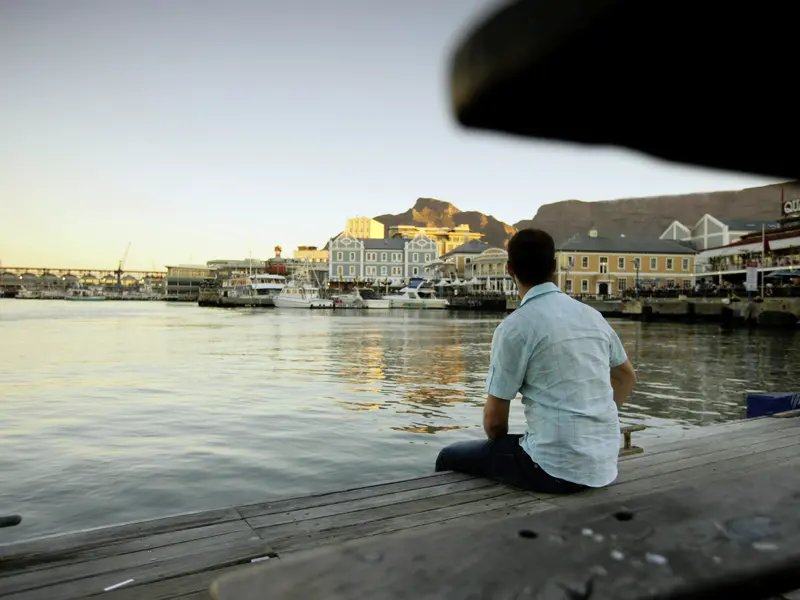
xmin=435 ymin=434 xmax=586 ymax=494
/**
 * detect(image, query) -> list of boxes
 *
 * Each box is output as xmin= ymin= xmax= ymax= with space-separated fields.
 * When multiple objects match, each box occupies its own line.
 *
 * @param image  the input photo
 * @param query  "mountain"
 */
xmin=374 ymin=183 xmax=792 ymax=249
xmin=374 ymin=198 xmax=517 ymax=249
xmin=514 ymin=182 xmax=793 ymax=244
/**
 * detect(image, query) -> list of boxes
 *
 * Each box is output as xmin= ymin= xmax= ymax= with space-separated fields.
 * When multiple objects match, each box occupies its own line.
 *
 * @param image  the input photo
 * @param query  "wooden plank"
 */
xmin=237 ymin=472 xmax=475 ymax=519
xmin=273 ymin=491 xmax=553 ymax=555
xmin=772 ymin=408 xmax=800 ymax=419
xmin=0 ymin=519 xmax=252 ymax=574
xmin=246 ymin=478 xmax=496 ymax=530
xmin=0 ymin=528 xmax=265 ymax=596
xmin=616 ymin=423 xmax=800 ymax=474
xmin=1 ymin=534 xmax=273 ymax=600
xmin=634 ymin=415 xmax=797 ymax=455
xmin=0 ymin=507 xmax=242 ymax=563
xmin=99 ymin=564 xmax=253 ymax=600
xmin=256 ymin=484 xmax=521 ymax=545
xmin=209 ymin=464 xmax=800 ymax=600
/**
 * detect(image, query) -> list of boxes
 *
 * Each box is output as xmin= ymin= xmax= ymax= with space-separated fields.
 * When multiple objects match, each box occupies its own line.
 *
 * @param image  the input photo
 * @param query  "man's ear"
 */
xmin=506 ymin=261 xmax=514 ymax=279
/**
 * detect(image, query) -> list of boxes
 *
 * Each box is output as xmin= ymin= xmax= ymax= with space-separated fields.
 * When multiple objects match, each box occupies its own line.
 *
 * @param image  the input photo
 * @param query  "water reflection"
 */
xmin=2 ymin=301 xmax=799 ymax=542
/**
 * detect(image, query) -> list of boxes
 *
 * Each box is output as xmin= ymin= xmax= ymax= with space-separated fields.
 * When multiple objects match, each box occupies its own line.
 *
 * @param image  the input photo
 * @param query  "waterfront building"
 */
xmin=467 ymin=247 xmax=515 ymax=293
xmin=557 ymin=230 xmax=697 ymax=295
xmin=328 ymin=231 xmax=438 ymax=284
xmin=660 ymin=214 xmax=779 ymax=250
xmin=440 ymin=239 xmax=491 ymax=277
xmin=165 ymin=264 xmax=216 ymax=300
xmin=387 ymin=224 xmax=483 ymax=257
xmin=293 ymin=245 xmax=329 ymax=263
xmin=344 ymin=217 xmax=385 ymax=239
xmin=207 ymin=259 xmax=265 ymax=279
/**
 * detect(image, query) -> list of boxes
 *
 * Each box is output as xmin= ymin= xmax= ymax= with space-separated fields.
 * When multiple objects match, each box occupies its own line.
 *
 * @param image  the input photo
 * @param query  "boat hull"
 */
xmin=389 ymin=299 xmax=448 ymax=309
xmin=364 ymin=299 xmax=392 ymax=309
xmin=274 ymin=297 xmax=334 ymax=309
xmin=65 ymin=297 xmax=107 ymax=302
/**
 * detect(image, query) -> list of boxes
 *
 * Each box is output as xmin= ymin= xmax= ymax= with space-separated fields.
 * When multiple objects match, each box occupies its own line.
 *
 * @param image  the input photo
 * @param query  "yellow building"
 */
xmin=388 ymin=224 xmax=483 ymax=257
xmin=345 ymin=217 xmax=385 ymax=239
xmin=293 ymin=245 xmax=328 ymax=263
xmin=556 ymin=231 xmax=697 ymax=295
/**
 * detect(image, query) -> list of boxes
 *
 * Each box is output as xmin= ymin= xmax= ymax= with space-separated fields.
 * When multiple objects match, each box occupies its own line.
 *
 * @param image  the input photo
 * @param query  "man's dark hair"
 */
xmin=507 ymin=229 xmax=556 ymax=286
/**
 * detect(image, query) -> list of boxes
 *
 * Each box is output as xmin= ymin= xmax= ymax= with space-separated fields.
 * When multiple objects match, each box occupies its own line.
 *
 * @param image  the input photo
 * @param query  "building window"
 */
xmin=336 ymin=252 xmax=343 ymax=261
xmin=617 ymin=257 xmax=625 ymax=270
xmin=424 ymin=253 xmax=431 ymax=262
xmin=683 ymin=279 xmax=691 ymax=289
xmin=682 ymin=258 xmax=690 ymax=271
xmin=617 ymin=278 xmax=627 ymax=291
xmin=413 ymin=253 xmax=419 ymax=262
xmin=581 ymin=279 xmax=589 ymax=293
xmin=567 ymin=255 xmax=575 ymax=268
xmin=633 ymin=257 xmax=642 ymax=271
xmin=349 ymin=252 xmax=355 ymax=262
xmin=392 ymin=252 xmax=401 ymax=262
xmin=349 ymin=266 xmax=355 ymax=276
xmin=366 ymin=266 xmax=376 ymax=276
xmin=412 ymin=266 xmax=419 ymax=275
xmin=581 ymin=256 xmax=589 ymax=269
xmin=391 ymin=266 xmax=402 ymax=276
xmin=665 ymin=279 xmax=675 ymax=287
xmin=599 ymin=257 xmax=608 ymax=274
xmin=337 ymin=266 xmax=343 ymax=277
xmin=366 ymin=252 xmax=376 ymax=261
xmin=666 ymin=258 xmax=674 ymax=271
xmin=565 ymin=279 xmax=573 ymax=292
xmin=381 ymin=252 xmax=387 ymax=262
xmin=381 ymin=266 xmax=387 ymax=275
xmin=650 ymin=257 xmax=657 ymax=270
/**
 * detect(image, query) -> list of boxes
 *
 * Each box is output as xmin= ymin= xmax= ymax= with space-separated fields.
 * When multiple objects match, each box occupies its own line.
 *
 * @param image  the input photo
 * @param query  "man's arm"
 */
xmin=483 ymin=323 xmax=528 ymax=439
xmin=607 ymin=325 xmax=636 ymax=408
xmin=483 ymin=394 xmax=511 ymax=439
xmin=610 ymin=359 xmax=637 ymax=408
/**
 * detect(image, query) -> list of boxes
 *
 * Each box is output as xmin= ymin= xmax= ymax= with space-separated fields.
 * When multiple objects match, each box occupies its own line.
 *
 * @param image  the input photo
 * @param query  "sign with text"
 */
xmin=782 ymin=197 xmax=800 ymax=218
xmin=745 ymin=266 xmax=759 ymax=292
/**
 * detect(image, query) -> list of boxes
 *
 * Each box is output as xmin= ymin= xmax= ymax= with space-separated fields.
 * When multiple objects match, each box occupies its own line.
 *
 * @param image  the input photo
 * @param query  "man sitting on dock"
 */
xmin=435 ymin=229 xmax=637 ymax=493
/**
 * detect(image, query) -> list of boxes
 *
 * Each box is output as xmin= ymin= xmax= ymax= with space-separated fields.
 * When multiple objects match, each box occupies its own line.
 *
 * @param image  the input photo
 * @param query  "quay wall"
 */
xmin=505 ymin=296 xmax=800 ymax=328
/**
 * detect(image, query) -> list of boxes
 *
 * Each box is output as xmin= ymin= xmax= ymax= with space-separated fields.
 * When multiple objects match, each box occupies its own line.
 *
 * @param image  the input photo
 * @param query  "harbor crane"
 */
xmin=115 ymin=242 xmax=131 ymax=290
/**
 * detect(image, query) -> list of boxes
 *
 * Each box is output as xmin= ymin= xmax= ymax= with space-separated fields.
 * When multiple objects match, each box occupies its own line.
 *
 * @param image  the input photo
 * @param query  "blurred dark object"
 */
xmin=450 ymin=0 xmax=796 ymax=179
xmin=0 ymin=515 xmax=22 ymax=528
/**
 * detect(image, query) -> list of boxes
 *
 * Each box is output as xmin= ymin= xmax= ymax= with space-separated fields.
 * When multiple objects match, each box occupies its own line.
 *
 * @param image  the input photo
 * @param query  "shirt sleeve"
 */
xmin=608 ymin=326 xmax=628 ymax=368
xmin=484 ymin=323 xmax=528 ymax=401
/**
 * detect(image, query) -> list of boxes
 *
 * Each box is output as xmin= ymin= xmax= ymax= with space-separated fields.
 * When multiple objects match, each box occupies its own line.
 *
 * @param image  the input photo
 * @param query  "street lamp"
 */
xmin=633 ymin=258 xmax=640 ymax=298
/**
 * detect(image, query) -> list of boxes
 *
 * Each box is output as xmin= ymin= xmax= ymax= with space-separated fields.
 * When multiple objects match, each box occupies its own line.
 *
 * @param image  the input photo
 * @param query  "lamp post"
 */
xmin=633 ymin=258 xmax=640 ymax=298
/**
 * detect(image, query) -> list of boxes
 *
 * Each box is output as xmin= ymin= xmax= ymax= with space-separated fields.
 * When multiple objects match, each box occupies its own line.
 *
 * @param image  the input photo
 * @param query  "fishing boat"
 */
xmin=274 ymin=281 xmax=333 ymax=309
xmin=65 ymin=288 xmax=106 ymax=301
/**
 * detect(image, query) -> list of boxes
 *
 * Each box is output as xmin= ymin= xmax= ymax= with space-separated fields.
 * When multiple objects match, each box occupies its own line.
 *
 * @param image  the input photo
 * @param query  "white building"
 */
xmin=660 ymin=214 xmax=778 ymax=250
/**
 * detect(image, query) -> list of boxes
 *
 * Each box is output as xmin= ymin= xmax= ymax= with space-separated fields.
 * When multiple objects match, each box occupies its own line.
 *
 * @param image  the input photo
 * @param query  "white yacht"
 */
xmin=386 ymin=286 xmax=448 ymax=309
xmin=331 ymin=289 xmax=366 ymax=309
xmin=359 ymin=288 xmax=391 ymax=309
xmin=274 ymin=281 xmax=334 ymax=309
xmin=249 ymin=273 xmax=286 ymax=298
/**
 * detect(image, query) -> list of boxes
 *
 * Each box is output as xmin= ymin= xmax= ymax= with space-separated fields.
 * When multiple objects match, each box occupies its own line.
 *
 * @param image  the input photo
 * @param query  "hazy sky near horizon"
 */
xmin=0 ymin=0 xmax=779 ymax=270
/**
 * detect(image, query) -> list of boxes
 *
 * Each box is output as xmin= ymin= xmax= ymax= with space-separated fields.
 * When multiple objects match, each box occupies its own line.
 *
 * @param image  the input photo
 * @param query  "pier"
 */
xmin=1 ymin=414 xmax=798 ymax=599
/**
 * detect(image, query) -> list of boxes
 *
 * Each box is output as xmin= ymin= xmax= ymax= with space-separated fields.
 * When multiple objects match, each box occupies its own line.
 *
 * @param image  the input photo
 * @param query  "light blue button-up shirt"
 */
xmin=485 ymin=282 xmax=627 ymax=488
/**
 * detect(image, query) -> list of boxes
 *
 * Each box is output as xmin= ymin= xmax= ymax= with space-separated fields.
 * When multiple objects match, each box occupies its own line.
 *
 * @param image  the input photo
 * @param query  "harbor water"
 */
xmin=1 ymin=301 xmax=798 ymax=542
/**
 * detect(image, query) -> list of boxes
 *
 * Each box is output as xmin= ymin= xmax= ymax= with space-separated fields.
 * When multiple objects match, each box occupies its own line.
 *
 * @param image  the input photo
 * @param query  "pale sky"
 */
xmin=0 ymin=0 xmax=779 ymax=270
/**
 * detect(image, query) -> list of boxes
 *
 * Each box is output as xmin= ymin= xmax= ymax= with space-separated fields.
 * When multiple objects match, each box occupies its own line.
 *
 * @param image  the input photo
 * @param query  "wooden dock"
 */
xmin=1 ymin=414 xmax=799 ymax=600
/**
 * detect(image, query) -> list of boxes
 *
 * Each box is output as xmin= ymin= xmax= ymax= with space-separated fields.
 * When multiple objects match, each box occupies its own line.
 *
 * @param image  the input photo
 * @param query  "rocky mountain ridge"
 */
xmin=373 ymin=182 xmax=794 ymax=248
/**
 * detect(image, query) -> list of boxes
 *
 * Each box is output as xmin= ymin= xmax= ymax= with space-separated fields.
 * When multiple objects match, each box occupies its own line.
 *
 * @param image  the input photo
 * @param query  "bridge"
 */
xmin=0 ymin=266 xmax=166 ymax=289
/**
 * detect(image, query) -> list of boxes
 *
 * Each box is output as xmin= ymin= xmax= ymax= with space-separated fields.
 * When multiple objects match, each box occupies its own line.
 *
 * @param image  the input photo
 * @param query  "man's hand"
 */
xmin=610 ymin=359 xmax=637 ymax=408
xmin=483 ymin=394 xmax=510 ymax=439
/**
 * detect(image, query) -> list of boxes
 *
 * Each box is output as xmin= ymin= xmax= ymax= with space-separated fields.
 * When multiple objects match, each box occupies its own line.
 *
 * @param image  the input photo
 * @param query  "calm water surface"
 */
xmin=1 ymin=300 xmax=798 ymax=541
